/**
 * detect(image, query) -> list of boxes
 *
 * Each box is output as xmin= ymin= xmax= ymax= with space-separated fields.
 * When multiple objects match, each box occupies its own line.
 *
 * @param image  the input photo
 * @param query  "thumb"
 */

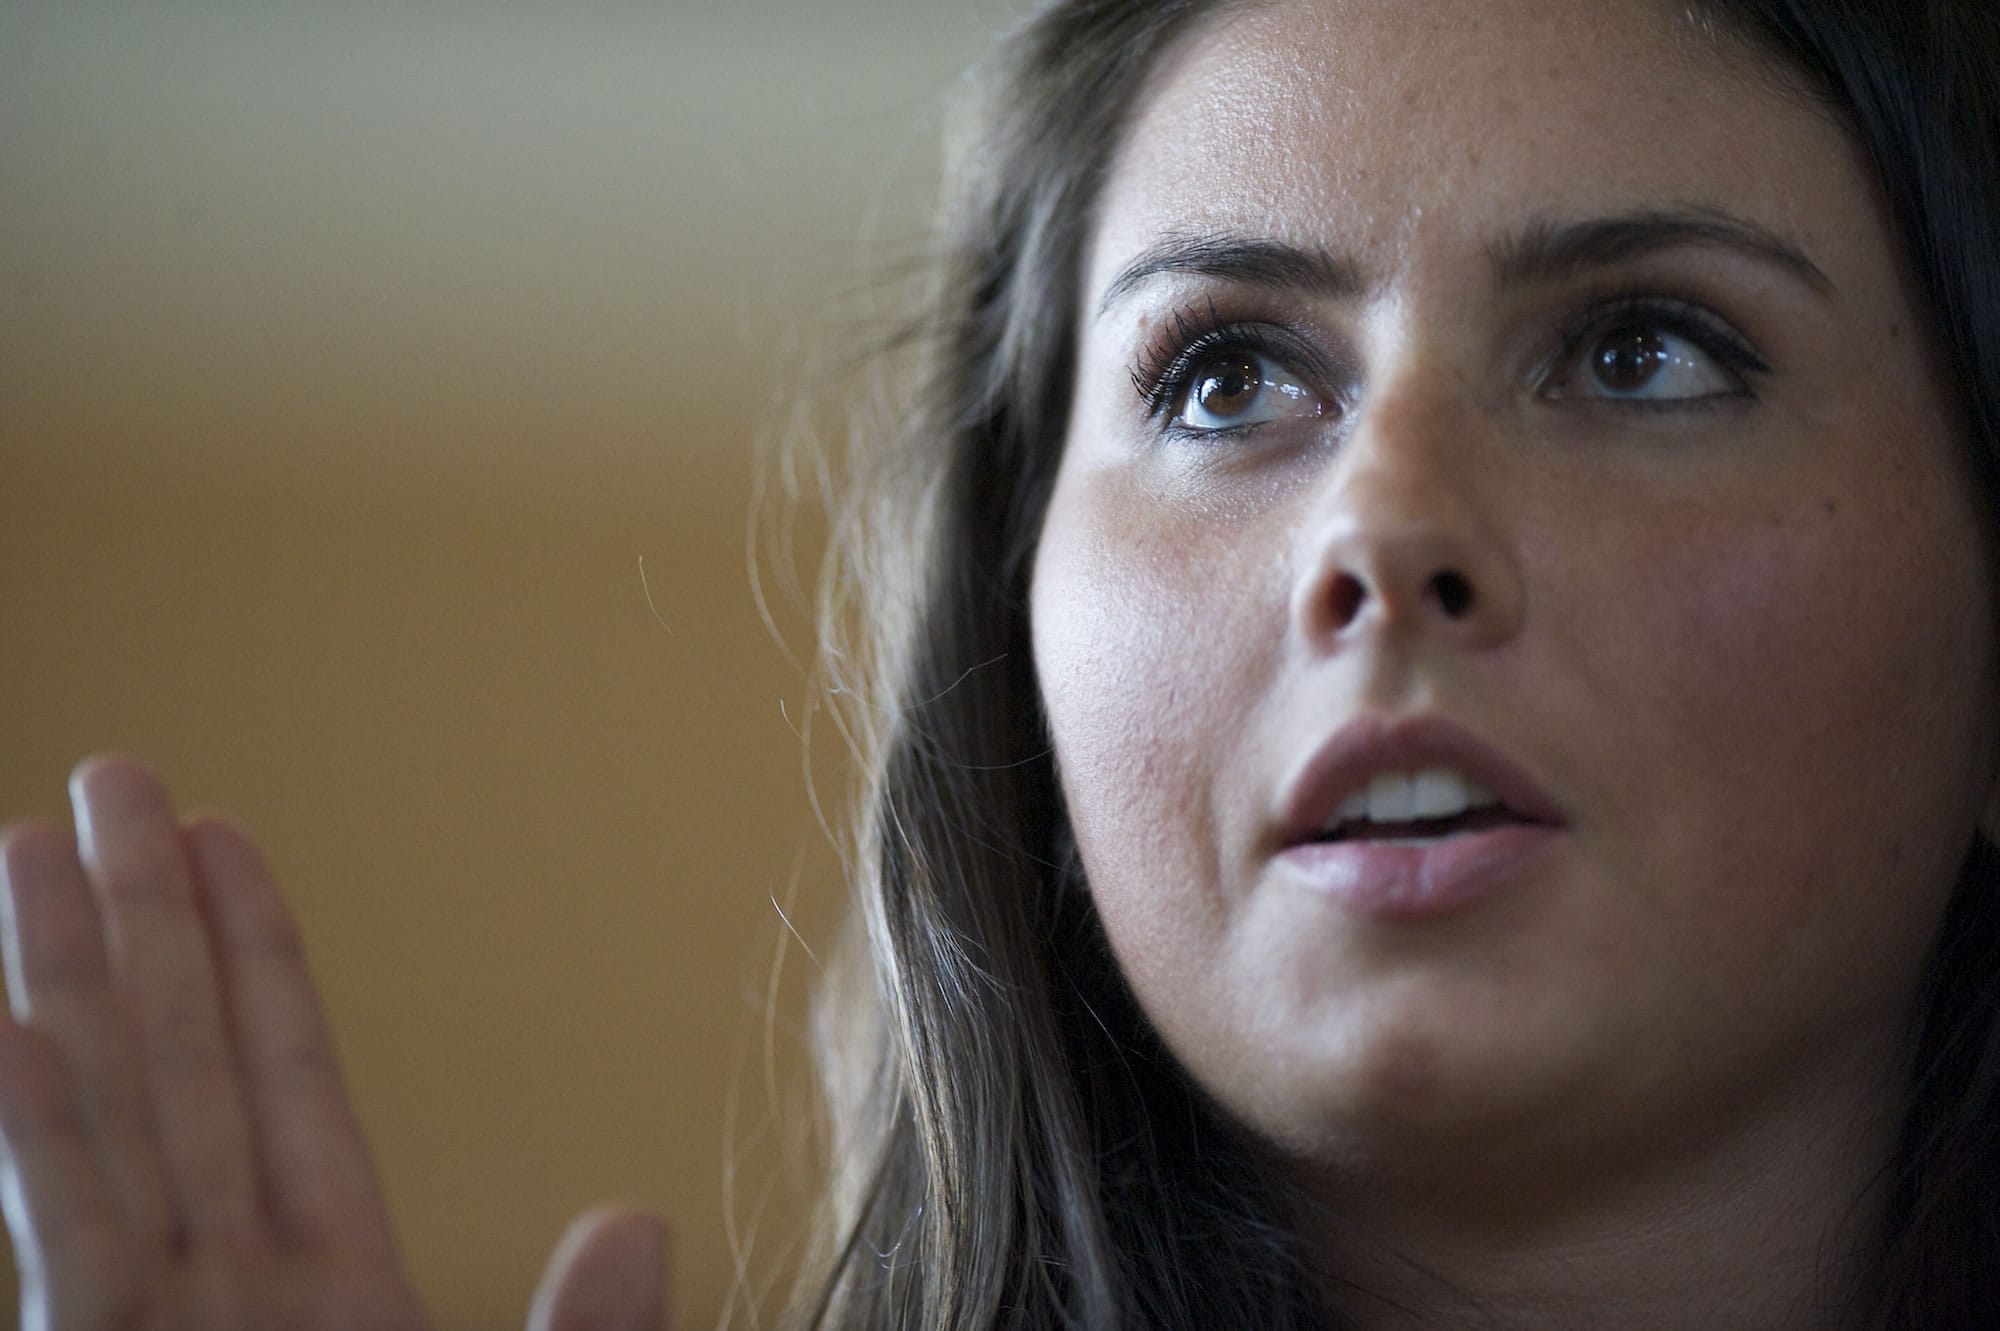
xmin=526 ymin=1202 xmax=671 ymax=1331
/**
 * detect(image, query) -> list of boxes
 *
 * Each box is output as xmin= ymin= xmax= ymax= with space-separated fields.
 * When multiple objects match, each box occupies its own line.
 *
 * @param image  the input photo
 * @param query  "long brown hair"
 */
xmin=780 ymin=1 xmax=2000 ymax=1326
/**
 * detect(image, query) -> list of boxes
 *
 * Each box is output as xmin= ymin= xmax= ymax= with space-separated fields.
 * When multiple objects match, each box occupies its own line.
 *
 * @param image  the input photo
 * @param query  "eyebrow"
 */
xmin=1096 ymin=231 xmax=1363 ymax=316
xmin=1489 ymin=208 xmax=1835 ymax=298
xmin=1094 ymin=207 xmax=1834 ymax=317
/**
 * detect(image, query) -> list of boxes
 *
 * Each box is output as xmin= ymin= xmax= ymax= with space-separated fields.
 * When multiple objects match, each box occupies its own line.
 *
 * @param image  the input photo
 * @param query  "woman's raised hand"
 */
xmin=0 ymin=756 xmax=668 ymax=1331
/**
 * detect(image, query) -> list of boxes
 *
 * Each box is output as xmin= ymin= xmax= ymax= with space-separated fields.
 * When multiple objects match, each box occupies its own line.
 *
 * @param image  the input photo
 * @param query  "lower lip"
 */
xmin=1274 ymin=824 xmax=1562 ymax=919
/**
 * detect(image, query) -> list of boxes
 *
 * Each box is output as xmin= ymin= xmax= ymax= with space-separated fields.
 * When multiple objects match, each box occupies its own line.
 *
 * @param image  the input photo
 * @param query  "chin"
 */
xmin=1213 ymin=989 xmax=1614 ymax=1179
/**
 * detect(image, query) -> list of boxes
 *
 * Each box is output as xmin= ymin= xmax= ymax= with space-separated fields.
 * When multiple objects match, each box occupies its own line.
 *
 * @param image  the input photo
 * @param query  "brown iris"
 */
xmin=1190 ymin=354 xmax=1263 ymax=420
xmin=1593 ymin=328 xmax=1670 ymax=393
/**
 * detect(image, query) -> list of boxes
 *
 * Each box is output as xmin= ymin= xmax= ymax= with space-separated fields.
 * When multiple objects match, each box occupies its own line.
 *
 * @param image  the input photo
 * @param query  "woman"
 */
xmin=4 ymin=0 xmax=1998 ymax=1326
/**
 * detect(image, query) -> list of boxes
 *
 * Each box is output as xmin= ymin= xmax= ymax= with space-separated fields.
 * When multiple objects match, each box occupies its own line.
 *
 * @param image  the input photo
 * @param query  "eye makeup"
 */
xmin=1128 ymin=297 xmax=1345 ymax=438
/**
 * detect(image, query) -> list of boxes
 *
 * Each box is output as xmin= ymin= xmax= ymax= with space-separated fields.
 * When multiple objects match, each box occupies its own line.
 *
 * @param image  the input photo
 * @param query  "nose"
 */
xmin=1290 ymin=383 xmax=1525 ymax=653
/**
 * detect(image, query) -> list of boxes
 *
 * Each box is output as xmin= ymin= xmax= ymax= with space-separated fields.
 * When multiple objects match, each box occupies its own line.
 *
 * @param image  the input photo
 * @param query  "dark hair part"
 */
xmin=785 ymin=1 xmax=2000 ymax=1326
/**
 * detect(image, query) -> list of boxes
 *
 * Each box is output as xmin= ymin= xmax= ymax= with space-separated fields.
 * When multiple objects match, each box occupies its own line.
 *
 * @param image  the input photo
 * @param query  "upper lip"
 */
xmin=1278 ymin=712 xmax=1568 ymax=846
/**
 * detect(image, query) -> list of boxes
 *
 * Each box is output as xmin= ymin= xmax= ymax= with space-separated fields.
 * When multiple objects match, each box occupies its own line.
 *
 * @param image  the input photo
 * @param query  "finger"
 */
xmin=184 ymin=814 xmax=400 ymax=1256
xmin=0 ymin=820 xmax=177 ymax=1250
xmin=0 ymin=1017 xmax=145 ymax=1330
xmin=71 ymin=755 xmax=260 ymax=1240
xmin=526 ymin=1204 xmax=670 ymax=1331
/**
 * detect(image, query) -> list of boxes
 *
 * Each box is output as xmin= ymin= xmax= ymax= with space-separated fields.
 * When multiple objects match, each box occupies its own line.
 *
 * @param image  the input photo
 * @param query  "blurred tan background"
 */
xmin=0 ymin=2 xmax=1001 ymax=1326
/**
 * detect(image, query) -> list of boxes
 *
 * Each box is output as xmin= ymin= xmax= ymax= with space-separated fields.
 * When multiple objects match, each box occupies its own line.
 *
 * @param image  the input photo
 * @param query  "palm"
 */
xmin=0 ymin=757 xmax=665 ymax=1331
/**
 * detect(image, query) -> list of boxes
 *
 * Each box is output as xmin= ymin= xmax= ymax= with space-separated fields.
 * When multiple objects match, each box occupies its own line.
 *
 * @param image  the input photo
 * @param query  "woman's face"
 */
xmin=1031 ymin=0 xmax=2000 ymax=1184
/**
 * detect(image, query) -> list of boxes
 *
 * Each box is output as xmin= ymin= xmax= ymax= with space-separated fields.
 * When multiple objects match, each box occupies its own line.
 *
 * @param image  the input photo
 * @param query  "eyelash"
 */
xmin=1126 ymin=293 xmax=1771 ymax=431
xmin=1129 ymin=300 xmax=1327 ymax=424
xmin=1541 ymin=292 xmax=1770 ymax=406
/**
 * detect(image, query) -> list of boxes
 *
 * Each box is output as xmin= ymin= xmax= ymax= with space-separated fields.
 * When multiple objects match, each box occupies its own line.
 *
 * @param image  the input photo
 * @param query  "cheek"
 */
xmin=1606 ymin=507 xmax=1878 ymax=767
xmin=1605 ymin=496 xmax=1980 ymax=780
xmin=1029 ymin=470 xmax=1279 ymax=932
xmin=1551 ymin=479 xmax=1996 ymax=978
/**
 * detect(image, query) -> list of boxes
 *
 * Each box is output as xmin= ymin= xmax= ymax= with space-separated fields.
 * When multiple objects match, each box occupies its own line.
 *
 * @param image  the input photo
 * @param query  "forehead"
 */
xmin=1089 ymin=0 xmax=1864 ymax=292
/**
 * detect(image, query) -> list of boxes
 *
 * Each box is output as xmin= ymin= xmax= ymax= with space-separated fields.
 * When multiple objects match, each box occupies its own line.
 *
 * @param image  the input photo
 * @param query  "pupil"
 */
xmin=1195 ymin=356 xmax=1261 ymax=417
xmin=1594 ymin=329 xmax=1667 ymax=392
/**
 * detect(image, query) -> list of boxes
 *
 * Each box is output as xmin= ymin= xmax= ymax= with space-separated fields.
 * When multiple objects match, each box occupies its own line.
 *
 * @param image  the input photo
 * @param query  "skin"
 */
xmin=1031 ymin=0 xmax=2000 ymax=1323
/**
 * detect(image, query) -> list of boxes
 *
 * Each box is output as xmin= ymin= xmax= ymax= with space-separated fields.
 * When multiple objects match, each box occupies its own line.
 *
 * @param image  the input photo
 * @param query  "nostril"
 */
xmin=1329 ymin=571 xmax=1367 ymax=629
xmin=1431 ymin=569 xmax=1475 ymax=618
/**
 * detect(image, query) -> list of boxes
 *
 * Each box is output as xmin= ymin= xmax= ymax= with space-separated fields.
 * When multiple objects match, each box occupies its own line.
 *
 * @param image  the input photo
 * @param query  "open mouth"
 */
xmin=1309 ymin=806 xmax=1530 ymax=845
xmin=1278 ymin=729 xmax=1567 ymax=915
xmin=1277 ymin=720 xmax=1571 ymax=874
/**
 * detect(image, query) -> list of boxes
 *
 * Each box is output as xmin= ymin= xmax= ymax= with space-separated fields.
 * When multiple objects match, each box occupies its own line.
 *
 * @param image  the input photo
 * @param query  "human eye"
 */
xmin=1130 ymin=306 xmax=1334 ymax=440
xmin=1537 ymin=296 xmax=1769 ymax=409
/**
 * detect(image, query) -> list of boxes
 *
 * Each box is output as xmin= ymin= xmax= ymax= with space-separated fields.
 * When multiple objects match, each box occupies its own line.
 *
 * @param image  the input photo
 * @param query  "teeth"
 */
xmin=1327 ymin=768 xmax=1498 ymax=833
xmin=1412 ymin=769 xmax=1483 ymax=819
xmin=1366 ymin=772 xmax=1416 ymax=823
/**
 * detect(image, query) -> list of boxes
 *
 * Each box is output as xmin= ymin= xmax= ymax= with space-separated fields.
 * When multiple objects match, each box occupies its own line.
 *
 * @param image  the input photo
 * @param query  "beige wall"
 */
xmin=1 ymin=3 xmax=991 ymax=1326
